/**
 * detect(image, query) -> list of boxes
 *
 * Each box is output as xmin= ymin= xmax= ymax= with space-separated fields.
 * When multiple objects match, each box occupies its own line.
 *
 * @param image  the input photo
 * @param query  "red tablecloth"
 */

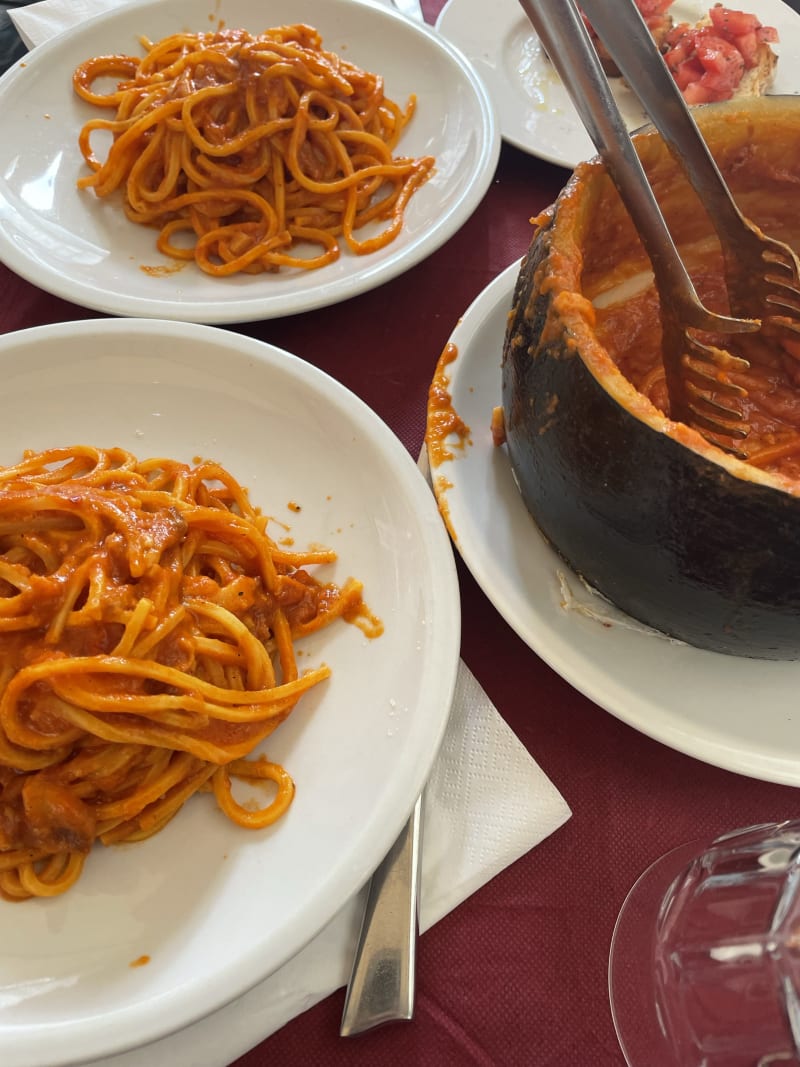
xmin=1 ymin=3 xmax=798 ymax=1064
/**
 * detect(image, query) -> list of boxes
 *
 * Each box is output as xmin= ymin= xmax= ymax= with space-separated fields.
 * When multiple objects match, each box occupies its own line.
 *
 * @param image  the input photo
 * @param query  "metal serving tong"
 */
xmin=518 ymin=0 xmax=800 ymax=451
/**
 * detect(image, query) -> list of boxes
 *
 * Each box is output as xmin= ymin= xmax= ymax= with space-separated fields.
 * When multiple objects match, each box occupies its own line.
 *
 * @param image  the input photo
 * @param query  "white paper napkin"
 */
xmin=8 ymin=5 xmax=573 ymax=1062
xmin=7 ymin=0 xmax=165 ymax=46
xmin=10 ymin=0 xmax=393 ymax=48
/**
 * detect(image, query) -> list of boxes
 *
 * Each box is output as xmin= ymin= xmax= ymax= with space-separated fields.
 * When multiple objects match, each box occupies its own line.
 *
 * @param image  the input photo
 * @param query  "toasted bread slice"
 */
xmin=662 ymin=7 xmax=778 ymax=103
xmin=555 ymin=6 xmax=777 ymax=103
xmin=734 ymin=38 xmax=777 ymax=98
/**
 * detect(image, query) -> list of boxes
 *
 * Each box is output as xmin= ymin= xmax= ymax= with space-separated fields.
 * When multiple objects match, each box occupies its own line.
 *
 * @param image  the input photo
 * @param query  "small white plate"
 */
xmin=428 ymin=260 xmax=800 ymax=786
xmin=436 ymin=0 xmax=800 ymax=168
xmin=0 ymin=318 xmax=460 ymax=1067
xmin=0 ymin=0 xmax=498 ymax=323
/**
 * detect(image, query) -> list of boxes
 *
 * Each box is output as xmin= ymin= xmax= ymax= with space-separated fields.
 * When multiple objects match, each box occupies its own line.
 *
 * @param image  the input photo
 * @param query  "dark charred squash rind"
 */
xmin=502 ymin=100 xmax=800 ymax=660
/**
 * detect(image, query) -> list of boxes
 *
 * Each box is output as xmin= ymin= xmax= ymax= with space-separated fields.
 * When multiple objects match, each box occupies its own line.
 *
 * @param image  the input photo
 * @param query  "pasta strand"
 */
xmin=0 ymin=445 xmax=379 ymax=900
xmin=73 ymin=24 xmax=435 ymax=276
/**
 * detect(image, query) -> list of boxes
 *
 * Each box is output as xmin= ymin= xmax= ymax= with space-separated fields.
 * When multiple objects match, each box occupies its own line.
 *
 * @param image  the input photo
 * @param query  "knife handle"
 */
xmin=339 ymin=795 xmax=423 ymax=1036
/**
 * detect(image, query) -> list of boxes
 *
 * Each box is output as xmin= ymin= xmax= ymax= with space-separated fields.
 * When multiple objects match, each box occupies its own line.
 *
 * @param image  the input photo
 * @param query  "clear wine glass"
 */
xmin=609 ymin=819 xmax=800 ymax=1066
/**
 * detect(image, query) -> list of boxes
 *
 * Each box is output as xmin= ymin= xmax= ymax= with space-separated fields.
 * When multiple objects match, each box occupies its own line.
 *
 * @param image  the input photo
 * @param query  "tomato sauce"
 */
xmin=574 ymin=104 xmax=800 ymax=484
xmin=594 ymin=262 xmax=800 ymax=481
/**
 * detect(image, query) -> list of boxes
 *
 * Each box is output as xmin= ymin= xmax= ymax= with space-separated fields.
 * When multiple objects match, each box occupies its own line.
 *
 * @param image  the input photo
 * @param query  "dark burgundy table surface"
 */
xmin=1 ymin=3 xmax=797 ymax=1064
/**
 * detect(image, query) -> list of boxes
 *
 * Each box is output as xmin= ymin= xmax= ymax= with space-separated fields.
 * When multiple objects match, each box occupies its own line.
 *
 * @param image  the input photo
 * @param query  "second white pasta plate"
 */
xmin=0 ymin=0 xmax=498 ymax=322
xmin=0 ymin=318 xmax=460 ymax=1067
xmin=436 ymin=0 xmax=800 ymax=168
xmin=428 ymin=260 xmax=800 ymax=788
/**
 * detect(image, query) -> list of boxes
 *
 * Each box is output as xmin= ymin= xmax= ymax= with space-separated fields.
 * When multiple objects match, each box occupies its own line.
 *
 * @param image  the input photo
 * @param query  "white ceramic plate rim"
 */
xmin=0 ymin=0 xmax=499 ymax=323
xmin=0 ymin=317 xmax=461 ymax=1067
xmin=436 ymin=0 xmax=800 ymax=168
xmin=429 ymin=260 xmax=800 ymax=787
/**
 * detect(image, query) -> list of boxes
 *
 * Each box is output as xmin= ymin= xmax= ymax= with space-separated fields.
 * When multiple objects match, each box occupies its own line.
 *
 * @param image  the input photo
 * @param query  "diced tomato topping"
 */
xmin=695 ymin=34 xmax=745 ymax=78
xmin=708 ymin=4 xmax=760 ymax=36
xmin=733 ymin=29 xmax=759 ymax=67
xmin=582 ymin=2 xmax=777 ymax=103
xmin=706 ymin=6 xmax=778 ymax=67
xmin=682 ymin=81 xmax=714 ymax=104
xmin=663 ymin=25 xmax=695 ymax=70
xmin=581 ymin=0 xmax=673 ymax=45
xmin=644 ymin=13 xmax=673 ymax=38
xmin=671 ymin=57 xmax=705 ymax=90
xmin=662 ymin=5 xmax=778 ymax=102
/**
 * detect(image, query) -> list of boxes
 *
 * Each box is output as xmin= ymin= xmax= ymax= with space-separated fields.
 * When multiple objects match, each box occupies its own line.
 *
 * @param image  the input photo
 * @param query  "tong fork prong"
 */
xmin=771 ymin=319 xmax=800 ymax=337
xmin=579 ymin=0 xmax=800 ymax=339
xmin=683 ymin=344 xmax=749 ymax=428
xmin=680 ymin=345 xmax=750 ymax=459
xmin=517 ymin=0 xmax=756 ymax=331
xmin=683 ymin=346 xmax=749 ymax=391
xmin=685 ymin=400 xmax=748 ymax=439
xmin=517 ymin=0 xmax=758 ymax=451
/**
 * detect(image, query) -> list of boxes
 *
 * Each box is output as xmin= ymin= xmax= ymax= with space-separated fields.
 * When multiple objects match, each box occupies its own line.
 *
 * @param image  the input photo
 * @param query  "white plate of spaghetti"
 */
xmin=0 ymin=0 xmax=498 ymax=323
xmin=0 ymin=317 xmax=460 ymax=1067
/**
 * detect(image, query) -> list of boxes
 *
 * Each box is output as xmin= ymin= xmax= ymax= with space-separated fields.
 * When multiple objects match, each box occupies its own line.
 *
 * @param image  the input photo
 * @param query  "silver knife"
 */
xmin=339 ymin=795 xmax=423 ymax=1035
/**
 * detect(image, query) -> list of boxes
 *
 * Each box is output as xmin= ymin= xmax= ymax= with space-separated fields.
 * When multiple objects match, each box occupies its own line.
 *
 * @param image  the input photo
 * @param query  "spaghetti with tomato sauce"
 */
xmin=0 ymin=445 xmax=380 ymax=901
xmin=73 ymin=24 xmax=435 ymax=277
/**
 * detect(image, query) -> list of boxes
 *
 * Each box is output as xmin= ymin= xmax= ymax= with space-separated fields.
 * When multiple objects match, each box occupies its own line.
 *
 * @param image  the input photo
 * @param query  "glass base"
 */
xmin=608 ymin=840 xmax=704 ymax=1067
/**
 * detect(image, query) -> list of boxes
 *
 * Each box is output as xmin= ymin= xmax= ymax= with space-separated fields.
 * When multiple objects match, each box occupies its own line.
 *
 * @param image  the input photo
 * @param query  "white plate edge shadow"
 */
xmin=429 ymin=260 xmax=800 ymax=788
xmin=0 ymin=317 xmax=462 ymax=1067
xmin=0 ymin=0 xmax=500 ymax=323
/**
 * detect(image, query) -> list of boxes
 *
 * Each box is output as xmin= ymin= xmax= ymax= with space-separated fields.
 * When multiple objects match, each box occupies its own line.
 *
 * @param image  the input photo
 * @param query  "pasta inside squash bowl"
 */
xmin=502 ymin=95 xmax=800 ymax=660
